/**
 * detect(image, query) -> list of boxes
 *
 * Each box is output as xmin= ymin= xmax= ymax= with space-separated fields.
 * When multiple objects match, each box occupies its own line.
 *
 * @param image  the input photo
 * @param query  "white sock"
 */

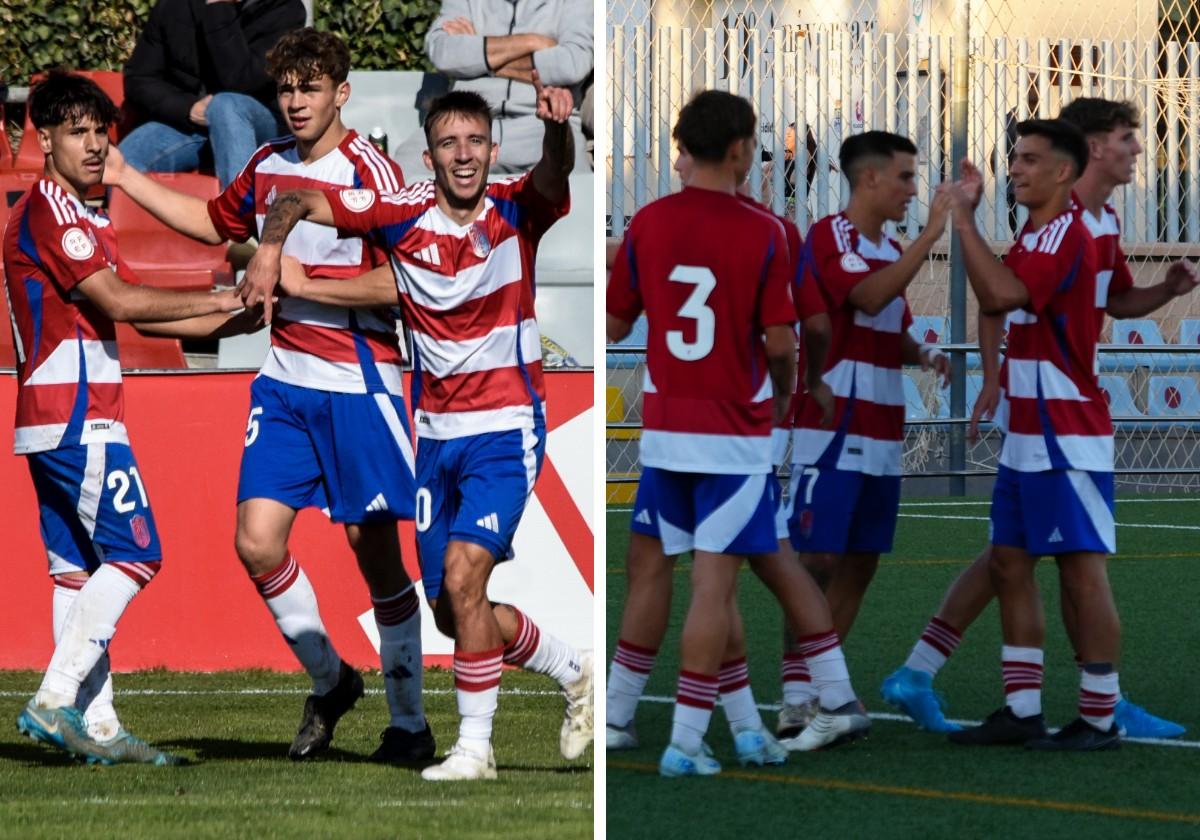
xmin=718 ymin=658 xmax=762 ymax=732
xmin=1080 ymin=667 xmax=1120 ymax=731
xmin=671 ymin=671 xmax=719 ymax=754
xmin=52 ymin=578 xmax=120 ymax=739
xmin=1002 ymin=645 xmax=1044 ymax=719
xmin=252 ymin=555 xmax=342 ymax=695
xmin=781 ymin=652 xmax=814 ymax=706
xmin=455 ymin=647 xmax=503 ymax=755
xmin=503 ymin=607 xmax=582 ymax=688
xmin=373 ymin=586 xmax=426 ymax=731
xmin=37 ymin=565 xmax=143 ymax=708
xmin=795 ymin=630 xmax=855 ymax=709
xmin=607 ymin=640 xmax=655 ymax=728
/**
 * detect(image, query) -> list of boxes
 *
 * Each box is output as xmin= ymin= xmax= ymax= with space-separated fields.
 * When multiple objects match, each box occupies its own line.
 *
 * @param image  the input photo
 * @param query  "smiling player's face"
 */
xmin=424 ymin=112 xmax=498 ymax=209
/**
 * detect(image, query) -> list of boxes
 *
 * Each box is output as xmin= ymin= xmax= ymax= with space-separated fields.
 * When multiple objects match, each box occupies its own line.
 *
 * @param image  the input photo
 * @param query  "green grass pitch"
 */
xmin=606 ymin=496 xmax=1200 ymax=839
xmin=0 ymin=669 xmax=592 ymax=839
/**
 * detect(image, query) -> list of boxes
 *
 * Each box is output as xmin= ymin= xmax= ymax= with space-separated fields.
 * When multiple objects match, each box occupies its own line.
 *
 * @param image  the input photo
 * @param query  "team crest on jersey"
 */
xmin=467 ymin=222 xmax=491 ymax=257
xmin=339 ymin=188 xmax=376 ymax=212
xmin=840 ymin=252 xmax=869 ymax=273
xmin=130 ymin=515 xmax=152 ymax=549
xmin=61 ymin=227 xmax=95 ymax=261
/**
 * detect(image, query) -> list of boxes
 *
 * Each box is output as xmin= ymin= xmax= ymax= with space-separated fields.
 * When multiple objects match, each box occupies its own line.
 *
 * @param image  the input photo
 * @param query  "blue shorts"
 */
xmin=27 ymin=442 xmax=162 ymax=574
xmin=990 ymin=465 xmax=1115 ymax=555
xmin=629 ymin=466 xmax=778 ymax=557
xmin=786 ymin=466 xmax=901 ymax=554
xmin=238 ymin=376 xmax=417 ymax=523
xmin=415 ymin=422 xmax=545 ymax=599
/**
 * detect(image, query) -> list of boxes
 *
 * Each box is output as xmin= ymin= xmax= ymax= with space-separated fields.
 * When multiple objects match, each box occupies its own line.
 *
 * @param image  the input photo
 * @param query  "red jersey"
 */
xmin=998 ymin=208 xmax=1111 ymax=472
xmin=2 ymin=180 xmax=130 ymax=453
xmin=608 ymin=186 xmax=795 ymax=475
xmin=1072 ymin=195 xmax=1135 ymax=329
xmin=208 ymin=131 xmax=405 ymax=395
xmin=326 ymin=172 xmax=568 ymax=439
xmin=791 ymin=212 xmax=912 ymax=476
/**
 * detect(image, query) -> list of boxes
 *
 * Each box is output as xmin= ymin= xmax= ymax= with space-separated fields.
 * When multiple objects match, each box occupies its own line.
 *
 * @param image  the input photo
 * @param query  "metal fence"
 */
xmin=604 ymin=0 xmax=1200 ymax=500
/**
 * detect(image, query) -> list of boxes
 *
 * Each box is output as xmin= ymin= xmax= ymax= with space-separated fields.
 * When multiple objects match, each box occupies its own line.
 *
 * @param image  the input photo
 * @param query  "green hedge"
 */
xmin=0 ymin=0 xmax=436 ymax=87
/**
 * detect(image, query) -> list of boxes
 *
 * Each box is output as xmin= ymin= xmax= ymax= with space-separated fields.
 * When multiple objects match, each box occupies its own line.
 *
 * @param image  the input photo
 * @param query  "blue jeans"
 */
xmin=119 ymin=92 xmax=283 ymax=188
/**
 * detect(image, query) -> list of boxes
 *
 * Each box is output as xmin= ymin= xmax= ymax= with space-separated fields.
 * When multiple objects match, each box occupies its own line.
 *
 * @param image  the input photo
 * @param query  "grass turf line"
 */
xmin=606 ymin=497 xmax=1200 ymax=839
xmin=0 ymin=669 xmax=591 ymax=840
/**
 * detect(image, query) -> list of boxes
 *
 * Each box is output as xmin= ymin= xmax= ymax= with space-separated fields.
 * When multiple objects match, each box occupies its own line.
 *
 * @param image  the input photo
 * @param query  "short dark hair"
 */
xmin=266 ymin=27 xmax=351 ymax=85
xmin=28 ymin=70 xmax=120 ymax=131
xmin=1058 ymin=97 xmax=1140 ymax=136
xmin=423 ymin=91 xmax=493 ymax=143
xmin=672 ymin=90 xmax=756 ymax=163
xmin=1016 ymin=118 xmax=1089 ymax=177
xmin=838 ymin=131 xmax=918 ymax=187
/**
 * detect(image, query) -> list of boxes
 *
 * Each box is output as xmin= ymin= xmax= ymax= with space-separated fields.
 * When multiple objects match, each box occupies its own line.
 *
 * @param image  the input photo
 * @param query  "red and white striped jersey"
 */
xmin=2 ymin=180 xmax=129 ymax=453
xmin=791 ymin=212 xmax=912 ymax=476
xmin=607 ymin=187 xmax=795 ymax=475
xmin=1071 ymin=194 xmax=1135 ymax=328
xmin=325 ymin=172 xmax=568 ymax=439
xmin=208 ymin=130 xmax=406 ymax=395
xmin=998 ymin=208 xmax=1111 ymax=472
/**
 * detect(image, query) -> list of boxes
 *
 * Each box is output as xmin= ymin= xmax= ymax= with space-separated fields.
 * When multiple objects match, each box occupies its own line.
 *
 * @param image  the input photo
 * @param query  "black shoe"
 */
xmin=948 ymin=707 xmax=1047 ymax=746
xmin=1025 ymin=717 xmax=1120 ymax=752
xmin=368 ymin=723 xmax=436 ymax=764
xmin=288 ymin=662 xmax=365 ymax=760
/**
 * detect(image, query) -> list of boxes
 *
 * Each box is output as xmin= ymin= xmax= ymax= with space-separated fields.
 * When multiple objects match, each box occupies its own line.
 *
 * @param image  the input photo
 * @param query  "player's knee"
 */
xmin=234 ymin=528 xmax=287 ymax=576
xmin=801 ymin=551 xmax=837 ymax=584
xmin=842 ymin=554 xmax=879 ymax=588
xmin=441 ymin=559 xmax=487 ymax=610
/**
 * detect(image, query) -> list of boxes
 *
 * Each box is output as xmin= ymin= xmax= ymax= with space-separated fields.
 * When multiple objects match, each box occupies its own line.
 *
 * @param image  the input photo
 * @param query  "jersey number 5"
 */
xmin=667 ymin=266 xmax=717 ymax=361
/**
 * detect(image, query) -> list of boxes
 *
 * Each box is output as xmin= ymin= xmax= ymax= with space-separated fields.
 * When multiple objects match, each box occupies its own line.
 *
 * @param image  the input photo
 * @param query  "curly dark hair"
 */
xmin=28 ymin=70 xmax=120 ymax=130
xmin=1058 ymin=97 xmax=1140 ymax=136
xmin=266 ymin=27 xmax=351 ymax=85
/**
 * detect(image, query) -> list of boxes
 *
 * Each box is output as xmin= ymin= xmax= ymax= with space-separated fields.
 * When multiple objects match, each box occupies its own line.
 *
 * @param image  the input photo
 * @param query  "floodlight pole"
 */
xmin=948 ymin=0 xmax=970 ymax=496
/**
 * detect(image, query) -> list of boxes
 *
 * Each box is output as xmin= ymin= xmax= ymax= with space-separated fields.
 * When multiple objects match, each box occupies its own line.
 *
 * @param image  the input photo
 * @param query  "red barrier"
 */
xmin=0 ymin=370 xmax=594 ymax=671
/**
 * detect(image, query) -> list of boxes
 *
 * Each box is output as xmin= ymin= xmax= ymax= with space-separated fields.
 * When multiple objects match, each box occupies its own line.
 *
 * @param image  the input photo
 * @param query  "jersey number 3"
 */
xmin=667 ymin=266 xmax=716 ymax=361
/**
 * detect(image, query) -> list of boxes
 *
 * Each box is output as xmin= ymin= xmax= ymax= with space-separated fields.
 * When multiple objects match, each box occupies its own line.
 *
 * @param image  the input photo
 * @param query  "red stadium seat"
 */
xmin=0 ymin=170 xmax=41 ymax=218
xmin=109 ymin=173 xmax=231 ymax=285
xmin=115 ymin=322 xmax=187 ymax=369
xmin=10 ymin=71 xmax=126 ymax=171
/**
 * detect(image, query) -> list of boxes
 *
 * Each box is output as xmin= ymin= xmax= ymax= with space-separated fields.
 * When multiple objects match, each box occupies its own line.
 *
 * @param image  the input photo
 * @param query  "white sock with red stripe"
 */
xmin=718 ymin=657 xmax=762 ymax=731
xmin=904 ymin=616 xmax=963 ymax=677
xmin=52 ymin=577 xmax=120 ymax=740
xmin=607 ymin=640 xmax=656 ymax=729
xmin=1002 ymin=645 xmax=1044 ymax=718
xmin=670 ymin=670 xmax=719 ymax=754
xmin=796 ymin=629 xmax=856 ymax=710
xmin=373 ymin=585 xmax=425 ymax=731
xmin=36 ymin=563 xmax=155 ymax=709
xmin=781 ymin=652 xmax=817 ymax=706
xmin=454 ymin=646 xmax=504 ymax=755
xmin=502 ymin=606 xmax=583 ymax=688
xmin=252 ymin=555 xmax=342 ymax=695
xmin=1079 ymin=664 xmax=1120 ymax=731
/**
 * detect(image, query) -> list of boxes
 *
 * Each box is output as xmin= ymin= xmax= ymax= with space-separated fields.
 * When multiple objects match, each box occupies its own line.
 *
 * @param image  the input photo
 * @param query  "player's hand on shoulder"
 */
xmin=532 ymin=69 xmax=573 ymax=123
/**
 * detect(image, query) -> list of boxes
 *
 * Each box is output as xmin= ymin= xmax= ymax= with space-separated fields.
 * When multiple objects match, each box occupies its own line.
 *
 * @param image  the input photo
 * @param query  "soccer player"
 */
xmin=5 ymin=71 xmax=249 ymax=765
xmin=101 ymin=29 xmax=434 ymax=763
xmin=238 ymin=78 xmax=593 ymax=781
xmin=938 ymin=118 xmax=1129 ymax=750
xmin=606 ymin=145 xmax=855 ymax=760
xmin=783 ymin=132 xmax=951 ymax=719
xmin=882 ymin=100 xmax=1195 ymax=739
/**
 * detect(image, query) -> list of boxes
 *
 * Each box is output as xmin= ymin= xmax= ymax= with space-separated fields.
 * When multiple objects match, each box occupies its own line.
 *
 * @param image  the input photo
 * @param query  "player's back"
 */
xmin=618 ymin=186 xmax=794 ymax=474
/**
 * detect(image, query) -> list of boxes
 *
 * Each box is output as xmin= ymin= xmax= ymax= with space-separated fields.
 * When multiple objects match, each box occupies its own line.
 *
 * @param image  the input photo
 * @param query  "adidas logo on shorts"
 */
xmin=634 ymin=509 xmax=652 ymax=525
xmin=366 ymin=493 xmax=389 ymax=513
xmin=476 ymin=513 xmax=500 ymax=533
xmin=1048 ymin=527 xmax=1063 ymax=543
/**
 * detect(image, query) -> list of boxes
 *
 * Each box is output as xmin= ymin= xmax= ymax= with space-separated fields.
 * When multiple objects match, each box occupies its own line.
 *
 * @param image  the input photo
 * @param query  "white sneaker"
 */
xmin=776 ymin=699 xmax=820 ymax=741
xmin=733 ymin=725 xmax=788 ymax=766
xmin=561 ymin=651 xmax=594 ymax=760
xmin=606 ymin=721 xmax=638 ymax=750
xmin=788 ymin=705 xmax=871 ymax=752
xmin=420 ymin=742 xmax=498 ymax=781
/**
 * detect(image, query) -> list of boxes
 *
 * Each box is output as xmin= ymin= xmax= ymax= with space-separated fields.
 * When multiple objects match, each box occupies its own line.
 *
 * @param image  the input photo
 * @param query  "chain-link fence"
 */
xmin=604 ymin=0 xmax=1200 ymax=502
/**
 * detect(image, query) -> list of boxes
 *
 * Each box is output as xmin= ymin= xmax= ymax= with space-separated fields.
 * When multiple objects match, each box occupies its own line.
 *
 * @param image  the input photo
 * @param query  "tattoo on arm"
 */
xmin=259 ymin=192 xmax=306 ymax=246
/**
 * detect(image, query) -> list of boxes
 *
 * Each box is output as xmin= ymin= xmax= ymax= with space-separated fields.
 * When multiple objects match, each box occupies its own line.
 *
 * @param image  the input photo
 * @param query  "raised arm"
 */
xmin=1106 ymin=260 xmax=1199 ymax=318
xmin=846 ymin=192 xmax=950 ymax=315
xmin=530 ymin=70 xmax=574 ymax=204
xmin=240 ymin=189 xmax=337 ymax=322
xmin=103 ymin=145 xmax=223 ymax=244
xmin=943 ymin=183 xmax=1029 ymax=314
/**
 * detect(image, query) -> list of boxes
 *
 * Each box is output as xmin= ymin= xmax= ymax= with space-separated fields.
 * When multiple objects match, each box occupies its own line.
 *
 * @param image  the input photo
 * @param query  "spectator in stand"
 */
xmin=120 ymin=0 xmax=305 ymax=188
xmin=393 ymin=0 xmax=592 ymax=177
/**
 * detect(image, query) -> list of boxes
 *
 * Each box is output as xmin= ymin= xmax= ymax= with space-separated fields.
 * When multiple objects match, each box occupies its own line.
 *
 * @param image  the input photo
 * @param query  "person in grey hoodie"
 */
xmin=393 ymin=0 xmax=592 ymax=177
